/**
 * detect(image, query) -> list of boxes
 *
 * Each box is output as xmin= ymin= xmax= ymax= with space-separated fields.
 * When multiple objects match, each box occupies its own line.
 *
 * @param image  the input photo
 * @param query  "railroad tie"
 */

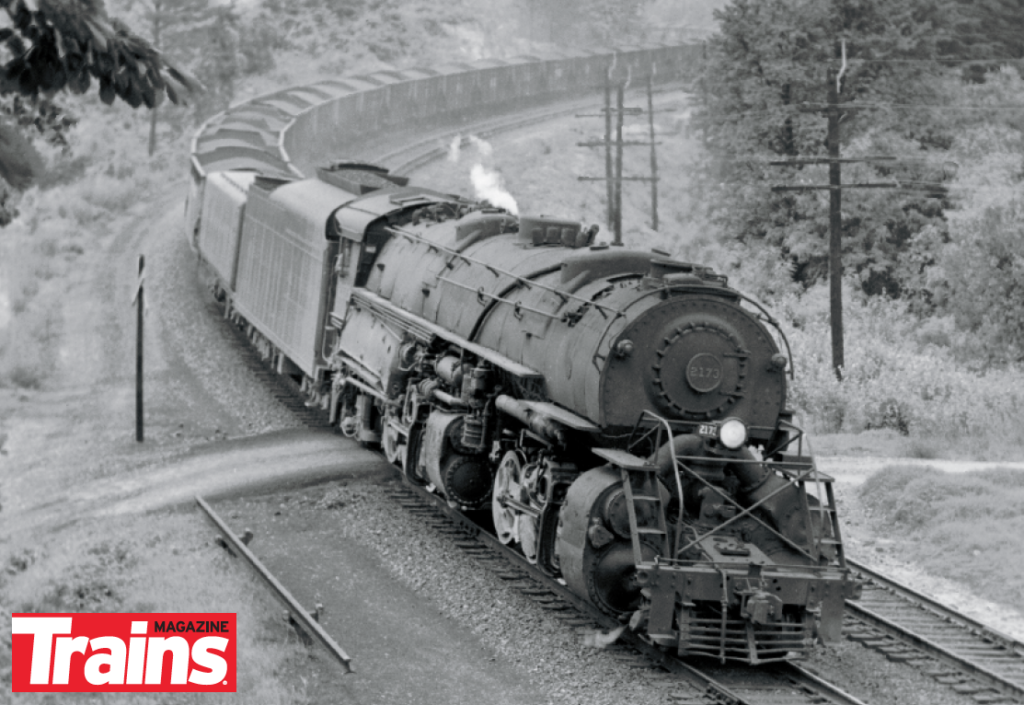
xmin=495 ymin=571 xmax=528 ymax=580
xmin=971 ymin=693 xmax=1016 ymax=704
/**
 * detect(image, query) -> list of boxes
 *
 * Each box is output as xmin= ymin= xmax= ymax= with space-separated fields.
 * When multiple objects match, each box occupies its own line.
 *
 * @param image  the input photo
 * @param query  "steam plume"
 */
xmin=471 ymin=164 xmax=518 ymax=215
xmin=447 ymin=135 xmax=461 ymax=163
xmin=468 ymin=135 xmax=493 ymax=157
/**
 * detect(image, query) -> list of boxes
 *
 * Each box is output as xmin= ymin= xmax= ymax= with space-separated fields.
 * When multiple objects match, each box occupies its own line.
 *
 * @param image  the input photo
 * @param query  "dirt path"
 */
xmin=2 ymin=187 xmax=222 ymax=529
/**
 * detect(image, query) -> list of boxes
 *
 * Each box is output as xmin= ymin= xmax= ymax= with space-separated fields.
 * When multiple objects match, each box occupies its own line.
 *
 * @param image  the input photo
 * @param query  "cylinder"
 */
xmin=495 ymin=395 xmax=563 ymax=445
xmin=435 ymin=356 xmax=463 ymax=387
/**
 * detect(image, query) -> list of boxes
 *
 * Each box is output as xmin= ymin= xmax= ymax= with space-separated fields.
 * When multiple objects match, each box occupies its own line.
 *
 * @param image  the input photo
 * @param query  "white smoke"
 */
xmin=0 ymin=275 xmax=8 ymax=332
xmin=448 ymin=134 xmax=518 ymax=214
xmin=447 ymin=134 xmax=461 ymax=163
xmin=468 ymin=135 xmax=493 ymax=157
xmin=470 ymin=164 xmax=519 ymax=215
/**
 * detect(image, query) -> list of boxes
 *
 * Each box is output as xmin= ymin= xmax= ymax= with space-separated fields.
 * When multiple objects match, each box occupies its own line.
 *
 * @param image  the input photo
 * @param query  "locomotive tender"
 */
xmin=188 ymin=46 xmax=859 ymax=665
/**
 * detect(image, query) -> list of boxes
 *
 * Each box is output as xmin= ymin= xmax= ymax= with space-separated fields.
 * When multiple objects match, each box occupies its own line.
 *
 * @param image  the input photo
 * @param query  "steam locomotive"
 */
xmin=191 ymin=159 xmax=860 ymax=665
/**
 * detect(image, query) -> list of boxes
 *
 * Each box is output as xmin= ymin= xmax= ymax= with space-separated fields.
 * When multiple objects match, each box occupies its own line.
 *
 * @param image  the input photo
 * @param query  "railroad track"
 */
xmin=844 ymin=559 xmax=1024 ymax=704
xmin=196 ymin=495 xmax=353 ymax=672
xmin=341 ymin=85 xmax=690 ymax=178
xmin=201 ymin=92 xmax=867 ymax=705
xmin=221 ymin=307 xmax=870 ymax=704
xmin=388 ymin=479 xmax=867 ymax=705
xmin=222 ymin=304 xmax=1024 ymax=705
xmin=213 ymin=291 xmax=1024 ymax=705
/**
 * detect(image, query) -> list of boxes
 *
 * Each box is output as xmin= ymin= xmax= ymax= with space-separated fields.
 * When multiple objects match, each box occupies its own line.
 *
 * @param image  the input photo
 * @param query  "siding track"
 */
xmin=845 ymin=558 xmax=1024 ymax=703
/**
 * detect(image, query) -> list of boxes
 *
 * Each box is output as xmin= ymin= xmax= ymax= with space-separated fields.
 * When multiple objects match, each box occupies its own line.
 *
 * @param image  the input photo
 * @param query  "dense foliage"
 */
xmin=125 ymin=0 xmax=241 ymax=144
xmin=0 ymin=0 xmax=199 ymax=107
xmin=0 ymin=0 xmax=202 ymax=220
xmin=256 ymin=0 xmax=468 ymax=67
xmin=693 ymin=0 xmax=1024 ymax=364
xmin=522 ymin=0 xmax=650 ymax=46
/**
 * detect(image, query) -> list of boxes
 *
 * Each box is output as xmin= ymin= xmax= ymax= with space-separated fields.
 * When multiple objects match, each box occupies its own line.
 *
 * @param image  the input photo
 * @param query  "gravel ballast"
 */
xmin=217 ymin=478 xmax=986 ymax=705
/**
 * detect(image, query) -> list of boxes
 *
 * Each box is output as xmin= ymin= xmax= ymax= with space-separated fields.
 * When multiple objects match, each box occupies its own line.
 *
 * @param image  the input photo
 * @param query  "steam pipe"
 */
xmin=433 ymin=389 xmax=467 ymax=408
xmin=495 ymin=394 xmax=565 ymax=445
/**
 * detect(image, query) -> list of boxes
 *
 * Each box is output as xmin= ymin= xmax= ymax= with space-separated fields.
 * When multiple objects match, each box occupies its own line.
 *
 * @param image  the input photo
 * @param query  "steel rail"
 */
xmin=195 ymin=495 xmax=353 ymax=673
xmin=786 ymin=663 xmax=870 ymax=705
xmin=392 ymin=478 xmax=866 ymax=705
xmin=705 ymin=662 xmax=868 ymax=705
xmin=846 ymin=558 xmax=1024 ymax=701
xmin=205 ymin=83 xmax=860 ymax=700
xmin=848 ymin=558 xmax=1024 ymax=653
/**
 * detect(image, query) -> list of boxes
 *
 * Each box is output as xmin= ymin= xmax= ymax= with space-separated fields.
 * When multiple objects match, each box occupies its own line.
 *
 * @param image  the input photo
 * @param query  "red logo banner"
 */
xmin=11 ymin=613 xmax=236 ymax=692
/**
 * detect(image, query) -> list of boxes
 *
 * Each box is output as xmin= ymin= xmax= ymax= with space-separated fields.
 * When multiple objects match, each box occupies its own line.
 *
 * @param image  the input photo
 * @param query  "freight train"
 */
xmin=186 ymin=45 xmax=860 ymax=665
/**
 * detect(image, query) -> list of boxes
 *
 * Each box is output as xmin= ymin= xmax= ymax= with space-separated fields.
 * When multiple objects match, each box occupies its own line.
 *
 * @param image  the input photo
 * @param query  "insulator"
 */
xmin=461 ymin=414 xmax=486 ymax=451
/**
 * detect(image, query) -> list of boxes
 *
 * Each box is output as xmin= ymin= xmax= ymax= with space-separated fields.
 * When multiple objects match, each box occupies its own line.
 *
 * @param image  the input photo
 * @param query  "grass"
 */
xmin=0 ymin=100 xmax=190 ymax=391
xmin=858 ymin=465 xmax=1024 ymax=605
xmin=773 ymin=284 xmax=1024 ymax=459
xmin=0 ymin=511 xmax=311 ymax=703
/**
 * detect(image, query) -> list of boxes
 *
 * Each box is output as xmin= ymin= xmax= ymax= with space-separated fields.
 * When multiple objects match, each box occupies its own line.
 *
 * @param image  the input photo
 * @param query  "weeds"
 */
xmin=1 ymin=514 xmax=311 ymax=704
xmin=778 ymin=283 xmax=1024 ymax=456
xmin=0 ymin=105 xmax=183 ymax=389
xmin=859 ymin=465 xmax=1024 ymax=604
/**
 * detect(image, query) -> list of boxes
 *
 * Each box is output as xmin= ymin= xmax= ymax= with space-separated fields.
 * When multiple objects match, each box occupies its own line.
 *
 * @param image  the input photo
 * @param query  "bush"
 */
xmin=859 ymin=465 xmax=1024 ymax=602
xmin=927 ymin=180 xmax=1024 ymax=366
xmin=780 ymin=282 xmax=1024 ymax=445
xmin=77 ymin=173 xmax=141 ymax=214
xmin=0 ymin=299 xmax=60 ymax=390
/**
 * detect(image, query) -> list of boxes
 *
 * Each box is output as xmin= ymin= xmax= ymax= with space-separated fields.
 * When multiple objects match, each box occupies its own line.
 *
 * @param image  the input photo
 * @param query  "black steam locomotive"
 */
xmin=192 ymin=158 xmax=859 ymax=665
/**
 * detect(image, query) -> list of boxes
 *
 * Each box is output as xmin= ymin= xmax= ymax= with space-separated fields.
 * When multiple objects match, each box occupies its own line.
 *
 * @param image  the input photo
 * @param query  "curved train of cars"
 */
xmin=186 ymin=45 xmax=860 ymax=665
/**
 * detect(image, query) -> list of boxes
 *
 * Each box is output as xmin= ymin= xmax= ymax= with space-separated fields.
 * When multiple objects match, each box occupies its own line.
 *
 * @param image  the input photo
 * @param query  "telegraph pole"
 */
xmin=770 ymin=48 xmax=898 ymax=381
xmin=604 ymin=65 xmax=615 ymax=233
xmin=647 ymin=67 xmax=659 ymax=230
xmin=771 ymin=43 xmax=954 ymax=381
xmin=578 ymin=59 xmax=660 ymax=245
xmin=614 ymin=79 xmax=625 ymax=244
xmin=826 ymin=67 xmax=844 ymax=379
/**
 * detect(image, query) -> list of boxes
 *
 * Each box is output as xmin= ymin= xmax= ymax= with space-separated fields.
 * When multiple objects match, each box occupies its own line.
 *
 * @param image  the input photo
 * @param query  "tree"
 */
xmin=136 ymin=0 xmax=233 ymax=154
xmin=0 ymin=0 xmax=201 ymax=216
xmin=523 ymin=0 xmax=650 ymax=47
xmin=945 ymin=0 xmax=1024 ymax=61
xmin=573 ymin=0 xmax=649 ymax=44
xmin=690 ymin=0 xmax=960 ymax=298
xmin=1 ymin=0 xmax=199 ymax=106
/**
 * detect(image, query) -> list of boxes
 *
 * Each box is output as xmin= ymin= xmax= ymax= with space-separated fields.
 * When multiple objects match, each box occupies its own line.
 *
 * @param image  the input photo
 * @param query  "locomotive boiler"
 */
xmin=194 ymin=161 xmax=859 ymax=665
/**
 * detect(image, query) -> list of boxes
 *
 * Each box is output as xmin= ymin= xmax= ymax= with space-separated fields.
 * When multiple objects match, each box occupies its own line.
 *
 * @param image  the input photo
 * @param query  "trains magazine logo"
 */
xmin=11 ymin=613 xmax=236 ymax=692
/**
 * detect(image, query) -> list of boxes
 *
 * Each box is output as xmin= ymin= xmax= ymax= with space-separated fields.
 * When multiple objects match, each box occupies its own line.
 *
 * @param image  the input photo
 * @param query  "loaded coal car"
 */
xmin=193 ymin=162 xmax=860 ymax=665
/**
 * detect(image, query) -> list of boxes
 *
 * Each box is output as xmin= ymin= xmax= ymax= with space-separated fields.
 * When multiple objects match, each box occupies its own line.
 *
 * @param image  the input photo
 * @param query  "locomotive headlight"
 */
xmin=719 ymin=418 xmax=748 ymax=449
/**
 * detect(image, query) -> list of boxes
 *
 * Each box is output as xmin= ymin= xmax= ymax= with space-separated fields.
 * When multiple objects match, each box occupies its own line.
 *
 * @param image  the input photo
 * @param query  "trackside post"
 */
xmin=134 ymin=255 xmax=144 ymax=442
